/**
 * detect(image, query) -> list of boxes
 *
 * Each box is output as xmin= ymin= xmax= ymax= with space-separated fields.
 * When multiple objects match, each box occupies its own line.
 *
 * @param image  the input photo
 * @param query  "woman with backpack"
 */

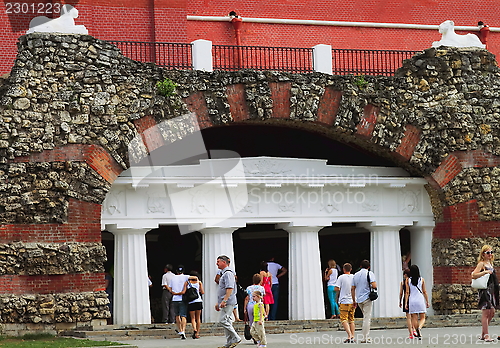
xmin=184 ymin=271 xmax=204 ymax=339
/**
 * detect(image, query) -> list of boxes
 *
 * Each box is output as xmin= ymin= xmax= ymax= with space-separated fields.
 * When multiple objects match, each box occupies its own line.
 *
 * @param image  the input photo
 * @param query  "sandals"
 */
xmin=480 ymin=335 xmax=495 ymax=342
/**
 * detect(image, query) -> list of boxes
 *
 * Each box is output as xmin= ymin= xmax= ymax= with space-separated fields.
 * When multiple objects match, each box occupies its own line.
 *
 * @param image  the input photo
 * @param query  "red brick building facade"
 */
xmin=1 ymin=0 xmax=499 ymax=74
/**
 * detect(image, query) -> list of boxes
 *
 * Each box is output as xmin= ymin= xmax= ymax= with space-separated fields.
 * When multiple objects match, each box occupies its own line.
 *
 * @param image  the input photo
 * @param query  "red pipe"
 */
xmin=479 ymin=25 xmax=490 ymax=49
xmin=231 ymin=17 xmax=243 ymax=46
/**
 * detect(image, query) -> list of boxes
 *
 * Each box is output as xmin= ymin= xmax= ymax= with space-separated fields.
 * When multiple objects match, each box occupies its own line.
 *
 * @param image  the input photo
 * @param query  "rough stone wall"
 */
xmin=0 ymin=242 xmax=105 ymax=275
xmin=2 ymin=33 xmax=500 ymax=323
xmin=0 ymin=292 xmax=110 ymax=324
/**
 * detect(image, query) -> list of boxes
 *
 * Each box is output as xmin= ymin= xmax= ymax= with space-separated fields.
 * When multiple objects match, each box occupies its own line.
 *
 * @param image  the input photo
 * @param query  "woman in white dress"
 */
xmin=405 ymin=264 xmax=429 ymax=339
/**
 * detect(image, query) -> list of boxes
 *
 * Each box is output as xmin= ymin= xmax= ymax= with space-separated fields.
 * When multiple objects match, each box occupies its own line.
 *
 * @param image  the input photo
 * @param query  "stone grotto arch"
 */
xmin=0 ymin=32 xmax=499 ymax=330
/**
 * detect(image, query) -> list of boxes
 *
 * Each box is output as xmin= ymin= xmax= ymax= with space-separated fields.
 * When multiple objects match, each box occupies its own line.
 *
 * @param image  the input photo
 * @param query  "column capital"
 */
xmin=106 ymin=227 xmax=151 ymax=235
xmin=279 ymin=225 xmax=325 ymax=234
xmin=358 ymin=223 xmax=405 ymax=232
xmin=199 ymin=227 xmax=238 ymax=235
xmin=406 ymin=224 xmax=435 ymax=231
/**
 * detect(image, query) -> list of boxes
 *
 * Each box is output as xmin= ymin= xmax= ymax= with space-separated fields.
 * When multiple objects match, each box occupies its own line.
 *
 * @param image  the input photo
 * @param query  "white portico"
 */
xmin=101 ymin=157 xmax=434 ymax=324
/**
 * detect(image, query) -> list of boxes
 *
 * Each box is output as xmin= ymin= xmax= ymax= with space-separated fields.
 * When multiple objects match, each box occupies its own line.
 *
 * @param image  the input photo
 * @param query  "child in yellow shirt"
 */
xmin=250 ymin=291 xmax=267 ymax=348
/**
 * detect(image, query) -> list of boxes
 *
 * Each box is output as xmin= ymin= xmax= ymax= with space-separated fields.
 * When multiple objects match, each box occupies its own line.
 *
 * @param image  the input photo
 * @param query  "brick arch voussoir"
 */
xmin=431 ymin=150 xmax=500 ymax=240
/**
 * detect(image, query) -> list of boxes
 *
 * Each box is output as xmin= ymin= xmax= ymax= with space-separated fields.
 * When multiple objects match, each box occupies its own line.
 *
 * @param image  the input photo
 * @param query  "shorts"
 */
xmin=172 ymin=301 xmax=187 ymax=318
xmin=188 ymin=302 xmax=203 ymax=311
xmin=339 ymin=303 xmax=355 ymax=323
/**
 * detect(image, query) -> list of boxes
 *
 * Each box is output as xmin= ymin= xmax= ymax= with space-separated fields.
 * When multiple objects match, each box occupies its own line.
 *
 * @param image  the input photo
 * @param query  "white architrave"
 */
xmin=409 ymin=225 xmax=434 ymax=315
xmin=108 ymin=227 xmax=151 ymax=325
xmin=200 ymin=227 xmax=237 ymax=323
xmin=282 ymin=225 xmax=325 ymax=320
xmin=102 ymin=157 xmax=434 ymax=231
xmin=361 ymin=224 xmax=403 ymax=318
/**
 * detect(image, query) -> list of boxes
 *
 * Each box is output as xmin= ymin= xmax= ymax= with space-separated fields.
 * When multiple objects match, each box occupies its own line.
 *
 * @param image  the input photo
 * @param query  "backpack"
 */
xmin=182 ymin=282 xmax=199 ymax=303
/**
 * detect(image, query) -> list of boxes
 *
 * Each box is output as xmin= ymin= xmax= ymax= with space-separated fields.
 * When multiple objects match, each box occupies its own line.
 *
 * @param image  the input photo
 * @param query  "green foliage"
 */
xmin=0 ymin=334 xmax=123 ymax=347
xmin=353 ymin=75 xmax=369 ymax=89
xmin=156 ymin=78 xmax=177 ymax=97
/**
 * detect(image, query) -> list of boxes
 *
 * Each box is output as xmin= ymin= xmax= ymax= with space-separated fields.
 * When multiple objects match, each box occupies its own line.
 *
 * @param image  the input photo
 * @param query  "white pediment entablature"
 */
xmin=102 ymin=157 xmax=434 ymax=232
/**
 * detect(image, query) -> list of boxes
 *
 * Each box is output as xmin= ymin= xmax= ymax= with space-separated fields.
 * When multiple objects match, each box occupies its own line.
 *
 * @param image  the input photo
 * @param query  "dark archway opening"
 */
xmin=146 ymin=226 xmax=202 ymax=323
xmin=232 ymin=224 xmax=289 ymax=320
xmin=319 ymin=225 xmax=370 ymax=319
xmin=201 ymin=124 xmax=397 ymax=167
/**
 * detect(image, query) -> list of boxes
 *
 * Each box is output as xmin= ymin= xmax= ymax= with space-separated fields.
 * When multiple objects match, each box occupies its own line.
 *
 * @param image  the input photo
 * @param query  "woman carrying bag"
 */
xmin=472 ymin=245 xmax=500 ymax=342
xmin=183 ymin=272 xmax=204 ymax=339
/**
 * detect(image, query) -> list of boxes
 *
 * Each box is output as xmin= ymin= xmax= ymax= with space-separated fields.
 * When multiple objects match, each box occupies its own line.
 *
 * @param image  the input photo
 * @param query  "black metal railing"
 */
xmin=331 ymin=48 xmax=420 ymax=76
xmin=213 ymin=45 xmax=314 ymax=73
xmin=106 ymin=40 xmax=420 ymax=75
xmin=108 ymin=41 xmax=193 ymax=69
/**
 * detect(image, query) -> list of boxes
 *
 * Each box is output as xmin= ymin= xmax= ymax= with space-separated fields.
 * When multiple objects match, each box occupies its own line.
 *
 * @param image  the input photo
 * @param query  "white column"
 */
xmin=191 ymin=39 xmax=213 ymax=71
xmin=200 ymin=227 xmax=237 ymax=323
xmin=312 ymin=44 xmax=332 ymax=74
xmin=409 ymin=225 xmax=435 ymax=315
xmin=365 ymin=225 xmax=403 ymax=318
xmin=285 ymin=226 xmax=325 ymax=320
xmin=109 ymin=228 xmax=151 ymax=325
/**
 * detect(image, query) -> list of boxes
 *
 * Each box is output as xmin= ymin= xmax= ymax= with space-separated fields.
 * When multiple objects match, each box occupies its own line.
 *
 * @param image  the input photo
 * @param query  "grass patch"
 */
xmin=0 ymin=333 xmax=124 ymax=348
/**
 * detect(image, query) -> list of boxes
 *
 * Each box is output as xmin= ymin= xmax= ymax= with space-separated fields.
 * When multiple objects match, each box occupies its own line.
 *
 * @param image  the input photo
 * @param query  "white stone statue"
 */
xmin=432 ymin=20 xmax=485 ymax=48
xmin=26 ymin=4 xmax=88 ymax=35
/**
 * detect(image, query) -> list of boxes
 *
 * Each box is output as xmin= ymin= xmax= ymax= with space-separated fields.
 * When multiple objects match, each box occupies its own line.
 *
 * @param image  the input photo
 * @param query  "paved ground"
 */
xmin=110 ymin=325 xmax=500 ymax=347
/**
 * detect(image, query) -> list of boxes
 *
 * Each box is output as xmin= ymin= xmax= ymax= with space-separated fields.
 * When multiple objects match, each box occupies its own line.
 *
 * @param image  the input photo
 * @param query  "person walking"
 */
xmin=266 ymin=257 xmax=287 ymax=320
xmin=335 ymin=263 xmax=355 ymax=343
xmin=259 ymin=262 xmax=274 ymax=319
xmin=351 ymin=259 xmax=377 ymax=343
xmin=215 ymin=255 xmax=241 ymax=348
xmin=185 ymin=271 xmax=204 ymax=339
xmin=472 ymin=245 xmax=499 ymax=342
xmin=161 ymin=264 xmax=175 ymax=324
xmin=168 ymin=265 xmax=189 ymax=339
xmin=324 ymin=259 xmax=340 ymax=319
xmin=215 ymin=258 xmax=242 ymax=322
xmin=399 ymin=268 xmax=414 ymax=338
xmin=244 ymin=273 xmax=266 ymax=325
xmin=405 ymin=264 xmax=429 ymax=340
xmin=249 ymin=290 xmax=267 ymax=348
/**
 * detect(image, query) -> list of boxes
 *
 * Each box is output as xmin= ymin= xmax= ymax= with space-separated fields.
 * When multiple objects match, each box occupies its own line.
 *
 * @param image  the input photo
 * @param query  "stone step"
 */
xmin=62 ymin=313 xmax=496 ymax=341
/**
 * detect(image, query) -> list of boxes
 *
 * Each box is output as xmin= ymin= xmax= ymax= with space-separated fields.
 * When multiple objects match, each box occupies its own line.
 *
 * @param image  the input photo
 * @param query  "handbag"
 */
xmin=244 ymin=323 xmax=252 ymax=340
xmin=182 ymin=282 xmax=199 ymax=303
xmin=471 ymin=273 xmax=490 ymax=290
xmin=367 ymin=271 xmax=378 ymax=301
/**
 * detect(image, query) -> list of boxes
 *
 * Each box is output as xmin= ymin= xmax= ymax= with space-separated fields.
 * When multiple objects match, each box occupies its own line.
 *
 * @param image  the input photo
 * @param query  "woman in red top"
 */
xmin=259 ymin=262 xmax=274 ymax=319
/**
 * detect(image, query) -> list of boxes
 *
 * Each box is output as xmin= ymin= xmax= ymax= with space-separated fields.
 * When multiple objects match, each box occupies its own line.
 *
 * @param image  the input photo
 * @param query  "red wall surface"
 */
xmin=0 ymin=0 xmax=498 ymax=73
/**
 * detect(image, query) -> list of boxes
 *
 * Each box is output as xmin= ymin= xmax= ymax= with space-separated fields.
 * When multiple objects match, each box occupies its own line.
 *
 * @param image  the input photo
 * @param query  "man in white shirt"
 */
xmin=167 ymin=265 xmax=189 ymax=339
xmin=352 ymin=260 xmax=377 ymax=343
xmin=161 ymin=264 xmax=175 ymax=324
xmin=267 ymin=257 xmax=287 ymax=320
xmin=335 ymin=263 xmax=355 ymax=343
